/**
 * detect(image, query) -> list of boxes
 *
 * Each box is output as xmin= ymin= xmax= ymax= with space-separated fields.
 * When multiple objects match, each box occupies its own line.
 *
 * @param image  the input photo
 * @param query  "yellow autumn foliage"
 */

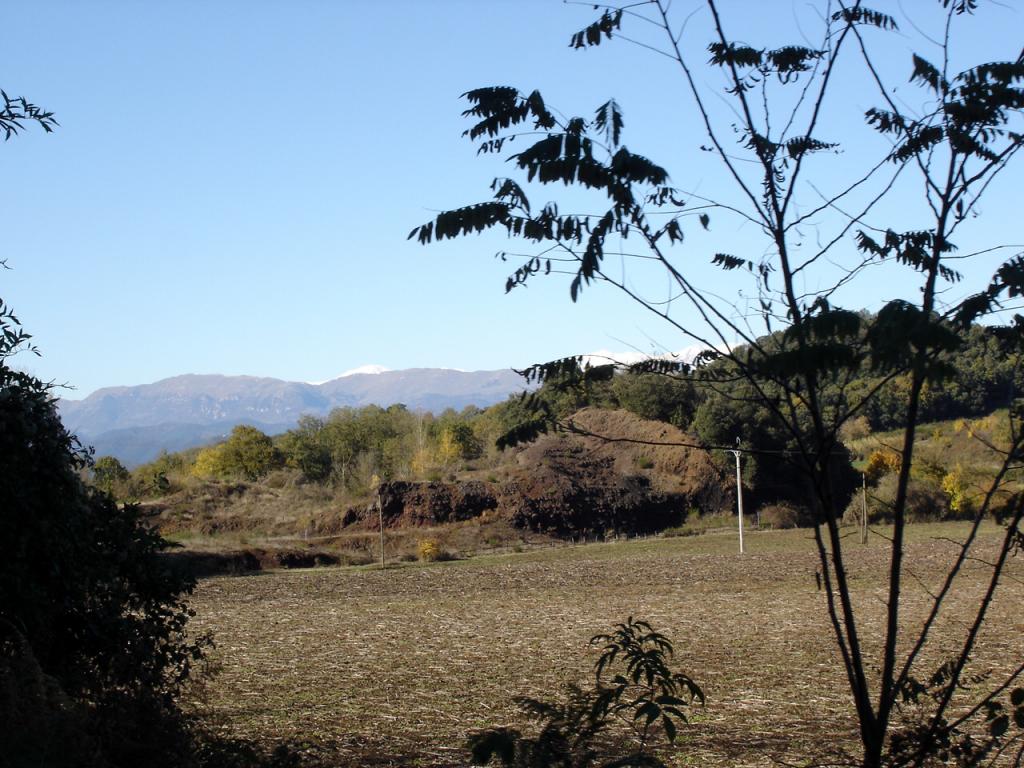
xmin=192 ymin=445 xmax=226 ymax=479
xmin=417 ymin=539 xmax=442 ymax=562
xmin=865 ymin=449 xmax=901 ymax=485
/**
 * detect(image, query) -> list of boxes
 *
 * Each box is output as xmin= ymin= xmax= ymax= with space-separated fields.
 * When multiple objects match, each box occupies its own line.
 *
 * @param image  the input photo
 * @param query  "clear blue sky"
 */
xmin=4 ymin=1 xmax=1022 ymax=397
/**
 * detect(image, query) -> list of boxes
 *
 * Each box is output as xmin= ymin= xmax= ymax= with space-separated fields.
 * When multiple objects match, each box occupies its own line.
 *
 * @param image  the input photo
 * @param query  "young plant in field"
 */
xmin=468 ymin=617 xmax=703 ymax=767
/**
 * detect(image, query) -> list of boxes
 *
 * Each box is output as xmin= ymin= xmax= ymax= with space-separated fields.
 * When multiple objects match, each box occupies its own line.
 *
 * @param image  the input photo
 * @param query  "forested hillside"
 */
xmin=86 ymin=319 xmax=1021 ymax=556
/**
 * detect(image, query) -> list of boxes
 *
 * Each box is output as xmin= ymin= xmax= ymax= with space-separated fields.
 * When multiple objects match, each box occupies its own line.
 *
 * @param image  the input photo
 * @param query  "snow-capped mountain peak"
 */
xmin=338 ymin=364 xmax=390 ymax=378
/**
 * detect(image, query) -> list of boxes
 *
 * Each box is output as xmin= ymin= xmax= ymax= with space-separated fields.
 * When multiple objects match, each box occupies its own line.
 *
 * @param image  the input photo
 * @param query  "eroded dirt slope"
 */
xmin=341 ymin=408 xmax=733 ymax=536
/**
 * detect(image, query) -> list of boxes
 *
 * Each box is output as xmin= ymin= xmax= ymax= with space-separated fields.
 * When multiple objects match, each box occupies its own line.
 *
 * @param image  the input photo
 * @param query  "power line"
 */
xmin=560 ymin=419 xmax=849 ymax=458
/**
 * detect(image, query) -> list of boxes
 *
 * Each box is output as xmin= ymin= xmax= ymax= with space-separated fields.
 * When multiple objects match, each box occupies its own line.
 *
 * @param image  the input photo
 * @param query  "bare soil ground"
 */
xmin=188 ymin=522 xmax=1024 ymax=766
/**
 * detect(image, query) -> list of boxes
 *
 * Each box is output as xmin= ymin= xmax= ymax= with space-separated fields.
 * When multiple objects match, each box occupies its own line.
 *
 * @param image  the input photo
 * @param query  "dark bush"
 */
xmin=0 ymin=303 xmax=209 ymax=767
xmin=0 ymin=632 xmax=94 ymax=768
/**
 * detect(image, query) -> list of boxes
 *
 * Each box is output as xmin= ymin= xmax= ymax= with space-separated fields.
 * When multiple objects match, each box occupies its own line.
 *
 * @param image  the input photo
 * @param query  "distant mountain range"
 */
xmin=59 ymin=368 xmax=528 ymax=466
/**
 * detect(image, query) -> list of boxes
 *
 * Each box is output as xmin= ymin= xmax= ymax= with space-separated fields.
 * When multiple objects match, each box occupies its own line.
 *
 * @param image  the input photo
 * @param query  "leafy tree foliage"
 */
xmin=130 ymin=448 xmax=193 ymax=498
xmin=0 ymin=300 xmax=209 ymax=766
xmin=438 ymin=421 xmax=482 ymax=465
xmin=272 ymin=404 xmax=493 ymax=488
xmin=91 ymin=454 xmax=130 ymax=497
xmin=278 ymin=414 xmax=332 ymax=481
xmin=0 ymin=90 xmax=56 ymax=140
xmin=217 ymin=424 xmax=281 ymax=480
xmin=192 ymin=425 xmax=282 ymax=481
xmin=611 ymin=373 xmax=696 ymax=430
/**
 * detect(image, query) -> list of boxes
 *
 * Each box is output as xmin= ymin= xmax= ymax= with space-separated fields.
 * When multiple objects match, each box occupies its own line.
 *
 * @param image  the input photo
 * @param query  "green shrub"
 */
xmin=468 ymin=617 xmax=703 ymax=767
xmin=0 ymin=633 xmax=94 ymax=768
xmin=192 ymin=426 xmax=283 ymax=482
xmin=91 ymin=455 xmax=130 ymax=499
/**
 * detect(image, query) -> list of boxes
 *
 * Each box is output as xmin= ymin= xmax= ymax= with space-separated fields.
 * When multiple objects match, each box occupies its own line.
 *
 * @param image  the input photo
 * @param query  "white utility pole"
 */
xmin=730 ymin=438 xmax=745 ymax=554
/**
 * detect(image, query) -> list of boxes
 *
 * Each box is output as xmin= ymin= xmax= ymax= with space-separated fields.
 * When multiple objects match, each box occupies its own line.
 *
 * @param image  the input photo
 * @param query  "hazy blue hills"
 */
xmin=59 ymin=369 xmax=527 ymax=465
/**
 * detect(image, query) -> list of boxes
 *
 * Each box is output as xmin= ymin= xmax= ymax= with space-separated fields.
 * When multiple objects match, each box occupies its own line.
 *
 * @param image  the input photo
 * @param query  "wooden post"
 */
xmin=372 ymin=473 xmax=385 ymax=569
xmin=378 ymin=488 xmax=385 ymax=569
xmin=861 ymin=472 xmax=868 ymax=545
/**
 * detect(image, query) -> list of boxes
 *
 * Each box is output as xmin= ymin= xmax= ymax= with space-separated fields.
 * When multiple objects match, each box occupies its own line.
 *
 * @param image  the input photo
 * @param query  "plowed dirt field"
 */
xmin=189 ymin=522 xmax=1024 ymax=766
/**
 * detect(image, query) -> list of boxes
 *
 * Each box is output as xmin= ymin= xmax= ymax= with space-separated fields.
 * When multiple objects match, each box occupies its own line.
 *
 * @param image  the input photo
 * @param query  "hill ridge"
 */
xmin=59 ymin=367 xmax=528 ymax=465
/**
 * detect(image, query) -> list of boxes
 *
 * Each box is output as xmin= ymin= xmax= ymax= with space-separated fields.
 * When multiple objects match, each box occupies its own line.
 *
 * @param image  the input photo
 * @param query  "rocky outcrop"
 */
xmin=496 ymin=445 xmax=688 ymax=537
xmin=379 ymin=480 xmax=499 ymax=527
xmin=345 ymin=471 xmax=689 ymax=538
xmin=342 ymin=409 xmax=733 ymax=538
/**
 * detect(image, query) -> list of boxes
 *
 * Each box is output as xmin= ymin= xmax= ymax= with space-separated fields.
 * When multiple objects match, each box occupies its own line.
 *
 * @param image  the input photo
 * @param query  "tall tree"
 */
xmin=413 ymin=3 xmax=1024 ymax=765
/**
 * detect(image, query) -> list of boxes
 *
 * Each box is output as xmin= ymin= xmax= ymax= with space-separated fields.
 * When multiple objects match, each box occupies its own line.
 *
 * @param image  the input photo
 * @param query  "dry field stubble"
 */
xmin=189 ymin=522 xmax=1024 ymax=766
